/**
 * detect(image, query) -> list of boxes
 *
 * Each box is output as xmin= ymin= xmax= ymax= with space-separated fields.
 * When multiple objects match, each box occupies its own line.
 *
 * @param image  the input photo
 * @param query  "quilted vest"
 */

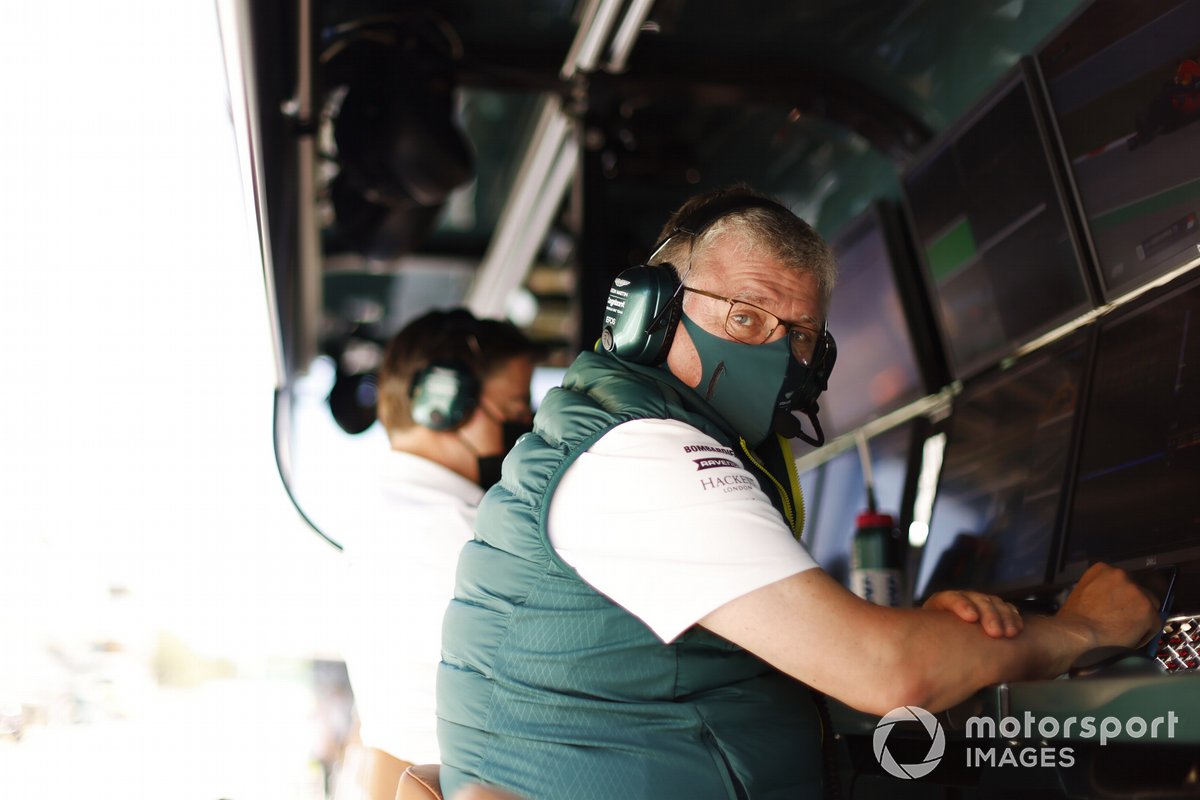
xmin=438 ymin=350 xmax=823 ymax=799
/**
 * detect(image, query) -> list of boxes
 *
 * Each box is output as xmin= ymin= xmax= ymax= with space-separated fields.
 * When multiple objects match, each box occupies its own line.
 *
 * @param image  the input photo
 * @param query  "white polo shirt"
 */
xmin=548 ymin=418 xmax=818 ymax=643
xmin=341 ymin=450 xmax=482 ymax=764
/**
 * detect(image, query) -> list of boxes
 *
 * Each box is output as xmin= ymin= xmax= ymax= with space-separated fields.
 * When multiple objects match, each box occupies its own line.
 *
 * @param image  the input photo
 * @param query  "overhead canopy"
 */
xmin=232 ymin=0 xmax=1084 ymax=379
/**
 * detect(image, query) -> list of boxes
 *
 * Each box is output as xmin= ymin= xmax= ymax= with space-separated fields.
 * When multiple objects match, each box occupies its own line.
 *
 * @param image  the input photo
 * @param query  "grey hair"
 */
xmin=649 ymin=198 xmax=837 ymax=311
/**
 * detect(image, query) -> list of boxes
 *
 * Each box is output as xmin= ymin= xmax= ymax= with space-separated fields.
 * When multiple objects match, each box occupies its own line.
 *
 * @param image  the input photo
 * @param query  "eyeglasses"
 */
xmin=683 ymin=286 xmax=823 ymax=364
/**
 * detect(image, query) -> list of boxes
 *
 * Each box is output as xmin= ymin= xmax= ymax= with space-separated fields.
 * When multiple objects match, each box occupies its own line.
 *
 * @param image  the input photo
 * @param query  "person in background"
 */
xmin=437 ymin=186 xmax=1159 ymax=799
xmin=338 ymin=308 xmax=542 ymax=800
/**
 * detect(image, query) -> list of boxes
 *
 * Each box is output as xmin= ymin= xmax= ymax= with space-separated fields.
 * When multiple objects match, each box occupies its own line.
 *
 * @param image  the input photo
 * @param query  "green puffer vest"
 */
xmin=438 ymin=350 xmax=823 ymax=800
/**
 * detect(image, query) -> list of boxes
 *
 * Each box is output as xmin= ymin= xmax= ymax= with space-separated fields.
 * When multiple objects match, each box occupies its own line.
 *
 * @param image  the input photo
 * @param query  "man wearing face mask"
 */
xmin=339 ymin=308 xmax=541 ymax=800
xmin=436 ymin=187 xmax=1159 ymax=800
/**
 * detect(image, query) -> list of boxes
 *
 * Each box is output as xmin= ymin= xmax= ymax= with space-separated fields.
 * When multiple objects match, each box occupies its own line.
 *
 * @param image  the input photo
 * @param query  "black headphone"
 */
xmin=599 ymin=196 xmax=837 ymax=423
xmin=409 ymin=361 xmax=481 ymax=430
xmin=407 ymin=309 xmax=485 ymax=431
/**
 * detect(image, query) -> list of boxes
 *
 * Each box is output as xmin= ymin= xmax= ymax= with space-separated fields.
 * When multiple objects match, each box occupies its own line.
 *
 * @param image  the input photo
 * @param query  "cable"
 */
xmin=272 ymin=388 xmax=344 ymax=551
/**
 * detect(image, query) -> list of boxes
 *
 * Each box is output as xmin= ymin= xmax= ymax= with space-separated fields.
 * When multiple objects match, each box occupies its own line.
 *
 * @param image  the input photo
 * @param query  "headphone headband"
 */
xmin=648 ymin=195 xmax=797 ymax=260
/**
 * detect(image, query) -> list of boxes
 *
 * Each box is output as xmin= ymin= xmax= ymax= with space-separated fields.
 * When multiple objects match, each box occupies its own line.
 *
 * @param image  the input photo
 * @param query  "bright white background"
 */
xmin=0 ymin=2 xmax=347 ymax=796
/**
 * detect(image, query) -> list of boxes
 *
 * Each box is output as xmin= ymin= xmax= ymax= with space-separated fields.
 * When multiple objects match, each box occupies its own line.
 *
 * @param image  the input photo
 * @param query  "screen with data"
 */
xmin=821 ymin=208 xmax=928 ymax=439
xmin=1063 ymin=275 xmax=1200 ymax=575
xmin=1038 ymin=0 xmax=1200 ymax=299
xmin=916 ymin=331 xmax=1090 ymax=600
xmin=903 ymin=66 xmax=1092 ymax=379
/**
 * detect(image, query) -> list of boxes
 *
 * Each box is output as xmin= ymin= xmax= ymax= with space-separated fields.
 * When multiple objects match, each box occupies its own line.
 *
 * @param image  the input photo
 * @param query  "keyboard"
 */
xmin=1155 ymin=615 xmax=1200 ymax=673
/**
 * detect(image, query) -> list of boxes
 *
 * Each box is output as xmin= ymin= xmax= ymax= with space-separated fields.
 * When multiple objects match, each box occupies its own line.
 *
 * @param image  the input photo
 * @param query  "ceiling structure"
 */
xmin=228 ymin=0 xmax=1084 ymax=402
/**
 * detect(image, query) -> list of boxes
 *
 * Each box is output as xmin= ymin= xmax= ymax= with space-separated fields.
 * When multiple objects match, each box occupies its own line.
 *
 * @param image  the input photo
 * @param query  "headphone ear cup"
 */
xmin=409 ymin=362 xmax=481 ymax=430
xmin=600 ymin=264 xmax=683 ymax=365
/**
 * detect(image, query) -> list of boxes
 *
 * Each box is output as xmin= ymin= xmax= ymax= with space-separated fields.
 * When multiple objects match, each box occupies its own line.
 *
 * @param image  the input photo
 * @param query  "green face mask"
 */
xmin=679 ymin=312 xmax=791 ymax=448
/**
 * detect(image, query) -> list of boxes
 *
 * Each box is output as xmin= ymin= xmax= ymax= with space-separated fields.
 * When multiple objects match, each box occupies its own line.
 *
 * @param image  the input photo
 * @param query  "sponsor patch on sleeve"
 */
xmin=681 ymin=443 xmax=736 ymax=456
xmin=693 ymin=457 xmax=739 ymax=471
xmin=676 ymin=443 xmax=762 ymax=495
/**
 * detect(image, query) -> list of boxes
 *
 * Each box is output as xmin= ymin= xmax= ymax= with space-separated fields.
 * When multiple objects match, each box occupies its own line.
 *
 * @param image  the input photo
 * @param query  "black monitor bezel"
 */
xmin=822 ymin=201 xmax=949 ymax=437
xmin=1033 ymin=0 xmax=1200 ymax=302
xmin=916 ymin=325 xmax=1096 ymax=604
xmin=899 ymin=58 xmax=1099 ymax=382
xmin=1056 ymin=270 xmax=1200 ymax=583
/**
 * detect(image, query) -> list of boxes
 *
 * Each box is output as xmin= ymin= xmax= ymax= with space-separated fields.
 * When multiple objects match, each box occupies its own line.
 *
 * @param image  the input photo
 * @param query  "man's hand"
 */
xmin=923 ymin=590 xmax=1023 ymax=638
xmin=1054 ymin=563 xmax=1161 ymax=650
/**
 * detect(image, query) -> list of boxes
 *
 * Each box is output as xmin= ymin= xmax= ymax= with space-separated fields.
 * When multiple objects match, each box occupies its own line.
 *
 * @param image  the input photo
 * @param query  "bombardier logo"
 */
xmin=682 ymin=444 xmax=736 ymax=456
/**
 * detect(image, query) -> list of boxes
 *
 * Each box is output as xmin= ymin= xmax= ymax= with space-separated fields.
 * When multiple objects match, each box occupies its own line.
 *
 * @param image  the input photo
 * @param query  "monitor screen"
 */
xmin=821 ymin=207 xmax=929 ymax=438
xmin=806 ymin=424 xmax=914 ymax=587
xmin=915 ymin=330 xmax=1090 ymax=600
xmin=1062 ymin=274 xmax=1200 ymax=576
xmin=902 ymin=65 xmax=1092 ymax=379
xmin=531 ymin=365 xmax=567 ymax=410
xmin=1038 ymin=0 xmax=1200 ymax=299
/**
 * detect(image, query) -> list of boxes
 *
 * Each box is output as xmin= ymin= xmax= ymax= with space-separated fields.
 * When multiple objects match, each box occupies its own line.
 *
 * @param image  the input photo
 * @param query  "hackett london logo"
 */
xmin=873 ymin=706 xmax=945 ymax=779
xmin=698 ymin=474 xmax=754 ymax=493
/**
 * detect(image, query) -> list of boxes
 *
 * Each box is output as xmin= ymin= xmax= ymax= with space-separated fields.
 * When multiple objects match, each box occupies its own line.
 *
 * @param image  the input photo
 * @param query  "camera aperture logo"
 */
xmin=873 ymin=706 xmax=946 ymax=779
xmin=875 ymin=706 xmax=1180 ymax=777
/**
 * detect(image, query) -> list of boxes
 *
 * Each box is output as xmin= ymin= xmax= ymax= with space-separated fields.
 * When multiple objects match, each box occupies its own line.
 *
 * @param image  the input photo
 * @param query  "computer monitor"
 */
xmin=915 ymin=329 xmax=1091 ymax=601
xmin=531 ymin=365 xmax=567 ymax=410
xmin=1060 ymin=273 xmax=1200 ymax=579
xmin=1037 ymin=0 xmax=1200 ymax=300
xmin=821 ymin=204 xmax=944 ymax=439
xmin=901 ymin=62 xmax=1094 ymax=379
xmin=805 ymin=424 xmax=916 ymax=587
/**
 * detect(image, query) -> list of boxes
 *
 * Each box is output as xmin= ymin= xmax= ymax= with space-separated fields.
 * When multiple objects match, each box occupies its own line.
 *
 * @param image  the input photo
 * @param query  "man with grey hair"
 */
xmin=437 ymin=186 xmax=1159 ymax=799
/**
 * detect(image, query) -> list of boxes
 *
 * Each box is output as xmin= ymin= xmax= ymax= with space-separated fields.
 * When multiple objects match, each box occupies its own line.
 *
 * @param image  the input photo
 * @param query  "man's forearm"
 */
xmin=700 ymin=564 xmax=1155 ymax=717
xmin=899 ymin=611 xmax=1097 ymax=713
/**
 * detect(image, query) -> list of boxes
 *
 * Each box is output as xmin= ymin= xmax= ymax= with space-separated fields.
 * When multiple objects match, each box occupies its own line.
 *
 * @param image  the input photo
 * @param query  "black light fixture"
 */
xmin=320 ymin=12 xmax=474 ymax=258
xmin=325 ymin=332 xmax=383 ymax=435
xmin=328 ymin=367 xmax=379 ymax=435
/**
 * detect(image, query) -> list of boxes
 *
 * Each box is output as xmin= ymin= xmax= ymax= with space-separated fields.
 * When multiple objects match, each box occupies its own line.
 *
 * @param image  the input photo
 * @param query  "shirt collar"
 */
xmin=379 ymin=449 xmax=484 ymax=506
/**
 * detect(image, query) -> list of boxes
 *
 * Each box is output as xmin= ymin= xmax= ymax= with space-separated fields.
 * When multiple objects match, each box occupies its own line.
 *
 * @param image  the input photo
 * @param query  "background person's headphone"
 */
xmin=599 ymin=195 xmax=837 ymax=435
xmin=406 ymin=309 xmax=486 ymax=431
xmin=409 ymin=360 xmax=481 ymax=430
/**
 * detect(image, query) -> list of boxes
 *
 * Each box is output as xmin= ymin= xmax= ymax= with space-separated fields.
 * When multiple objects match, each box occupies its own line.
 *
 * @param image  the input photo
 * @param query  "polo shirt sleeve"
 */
xmin=547 ymin=417 xmax=818 ymax=643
